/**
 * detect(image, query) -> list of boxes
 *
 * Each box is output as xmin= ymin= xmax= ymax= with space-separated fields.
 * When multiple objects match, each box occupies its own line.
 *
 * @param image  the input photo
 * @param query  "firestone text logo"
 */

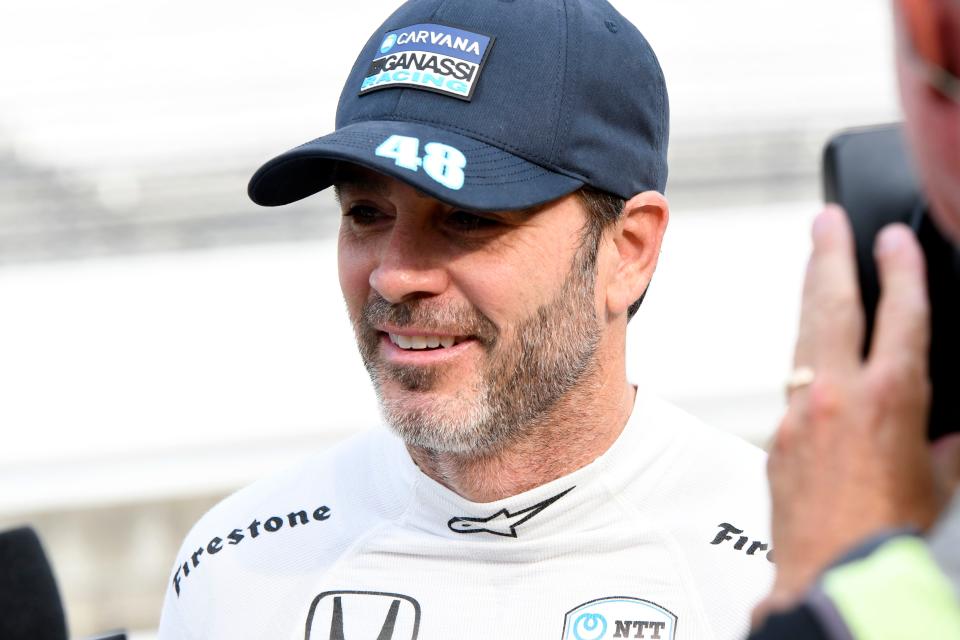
xmin=171 ymin=504 xmax=331 ymax=597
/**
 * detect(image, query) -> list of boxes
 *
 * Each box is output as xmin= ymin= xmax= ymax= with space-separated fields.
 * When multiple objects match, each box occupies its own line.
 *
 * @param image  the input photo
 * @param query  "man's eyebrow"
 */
xmin=331 ymin=164 xmax=432 ymax=202
xmin=332 ymin=168 xmax=438 ymax=203
xmin=331 ymin=162 xmax=550 ymax=214
xmin=514 ymin=201 xmax=549 ymax=216
xmin=331 ymin=169 xmax=391 ymax=199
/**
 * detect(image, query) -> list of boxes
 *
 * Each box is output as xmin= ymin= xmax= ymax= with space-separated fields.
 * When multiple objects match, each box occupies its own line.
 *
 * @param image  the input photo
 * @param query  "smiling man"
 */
xmin=159 ymin=1 xmax=773 ymax=638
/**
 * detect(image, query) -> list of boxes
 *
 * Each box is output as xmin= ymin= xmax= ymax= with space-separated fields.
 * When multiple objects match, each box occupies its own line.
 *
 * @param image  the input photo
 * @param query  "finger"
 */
xmin=868 ymin=223 xmax=930 ymax=370
xmin=792 ymin=253 xmax=817 ymax=371
xmin=750 ymin=597 xmax=776 ymax=631
xmin=932 ymin=433 xmax=960 ymax=496
xmin=793 ymin=206 xmax=864 ymax=371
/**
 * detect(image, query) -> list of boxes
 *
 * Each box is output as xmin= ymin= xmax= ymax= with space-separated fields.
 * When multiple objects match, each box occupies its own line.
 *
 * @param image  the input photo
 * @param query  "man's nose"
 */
xmin=369 ymin=226 xmax=450 ymax=303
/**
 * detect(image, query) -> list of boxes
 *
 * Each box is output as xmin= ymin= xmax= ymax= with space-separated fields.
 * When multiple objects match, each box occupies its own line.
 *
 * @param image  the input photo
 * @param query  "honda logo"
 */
xmin=305 ymin=591 xmax=421 ymax=640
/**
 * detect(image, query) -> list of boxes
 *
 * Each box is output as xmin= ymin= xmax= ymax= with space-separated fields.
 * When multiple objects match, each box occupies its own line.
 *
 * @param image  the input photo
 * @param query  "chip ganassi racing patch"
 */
xmin=561 ymin=597 xmax=677 ymax=640
xmin=360 ymin=23 xmax=494 ymax=100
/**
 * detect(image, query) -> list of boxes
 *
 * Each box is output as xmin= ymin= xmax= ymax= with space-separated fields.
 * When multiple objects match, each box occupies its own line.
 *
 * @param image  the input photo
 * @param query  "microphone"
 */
xmin=0 ymin=526 xmax=68 ymax=640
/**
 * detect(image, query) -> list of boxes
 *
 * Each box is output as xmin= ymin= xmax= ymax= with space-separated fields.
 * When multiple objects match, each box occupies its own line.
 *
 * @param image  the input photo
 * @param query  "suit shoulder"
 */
xmin=630 ymin=395 xmax=772 ymax=548
xmin=162 ymin=428 xmax=410 ymax=607
xmin=645 ymin=394 xmax=768 ymax=482
xmin=190 ymin=428 xmax=402 ymax=531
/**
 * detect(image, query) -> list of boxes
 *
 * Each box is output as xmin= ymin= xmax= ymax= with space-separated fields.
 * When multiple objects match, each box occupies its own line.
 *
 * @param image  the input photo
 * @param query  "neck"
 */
xmin=406 ymin=372 xmax=636 ymax=503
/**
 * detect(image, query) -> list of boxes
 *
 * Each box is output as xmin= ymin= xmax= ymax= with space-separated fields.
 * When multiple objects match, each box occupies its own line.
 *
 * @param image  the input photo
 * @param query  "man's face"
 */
xmin=895 ymin=0 xmax=960 ymax=243
xmin=336 ymin=166 xmax=604 ymax=456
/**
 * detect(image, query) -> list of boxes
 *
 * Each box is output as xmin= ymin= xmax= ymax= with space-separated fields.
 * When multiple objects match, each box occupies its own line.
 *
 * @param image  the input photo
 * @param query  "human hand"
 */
xmin=932 ymin=433 xmax=960 ymax=496
xmin=760 ymin=205 xmax=940 ymax=615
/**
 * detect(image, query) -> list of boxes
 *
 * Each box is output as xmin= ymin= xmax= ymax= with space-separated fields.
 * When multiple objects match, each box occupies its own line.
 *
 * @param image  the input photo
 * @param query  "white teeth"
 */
xmin=388 ymin=333 xmax=460 ymax=350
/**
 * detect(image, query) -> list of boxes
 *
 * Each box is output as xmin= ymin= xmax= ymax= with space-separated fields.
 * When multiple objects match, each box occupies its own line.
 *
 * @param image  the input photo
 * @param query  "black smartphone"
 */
xmin=823 ymin=123 xmax=960 ymax=441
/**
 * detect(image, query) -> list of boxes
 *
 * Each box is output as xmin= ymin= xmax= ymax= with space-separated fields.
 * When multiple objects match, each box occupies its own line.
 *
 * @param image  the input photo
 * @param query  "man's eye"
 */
xmin=446 ymin=210 xmax=501 ymax=232
xmin=344 ymin=205 xmax=385 ymax=225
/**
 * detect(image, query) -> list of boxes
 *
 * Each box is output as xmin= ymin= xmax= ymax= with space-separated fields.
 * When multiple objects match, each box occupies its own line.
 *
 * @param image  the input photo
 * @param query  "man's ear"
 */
xmin=604 ymin=191 xmax=669 ymax=317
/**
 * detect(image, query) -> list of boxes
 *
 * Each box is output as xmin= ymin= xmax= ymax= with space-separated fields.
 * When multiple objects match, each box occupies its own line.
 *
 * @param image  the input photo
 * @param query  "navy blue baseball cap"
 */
xmin=248 ymin=0 xmax=669 ymax=212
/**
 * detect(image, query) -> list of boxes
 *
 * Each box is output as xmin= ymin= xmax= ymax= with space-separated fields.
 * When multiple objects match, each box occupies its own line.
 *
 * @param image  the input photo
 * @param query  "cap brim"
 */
xmin=248 ymin=121 xmax=584 ymax=212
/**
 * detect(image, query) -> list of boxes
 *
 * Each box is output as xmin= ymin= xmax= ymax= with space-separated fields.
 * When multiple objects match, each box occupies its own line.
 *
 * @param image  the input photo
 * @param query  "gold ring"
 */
xmin=785 ymin=366 xmax=816 ymax=398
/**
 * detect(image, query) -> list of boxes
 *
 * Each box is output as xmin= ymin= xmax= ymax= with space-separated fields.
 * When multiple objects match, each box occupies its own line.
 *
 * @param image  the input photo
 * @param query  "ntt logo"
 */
xmin=380 ymin=33 xmax=397 ymax=54
xmin=573 ymin=613 xmax=607 ymax=640
xmin=561 ymin=597 xmax=677 ymax=640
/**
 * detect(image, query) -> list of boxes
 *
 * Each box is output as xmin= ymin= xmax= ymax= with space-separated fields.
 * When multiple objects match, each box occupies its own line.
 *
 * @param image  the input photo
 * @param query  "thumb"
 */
xmin=750 ymin=590 xmax=802 ymax=631
xmin=932 ymin=433 xmax=960 ymax=499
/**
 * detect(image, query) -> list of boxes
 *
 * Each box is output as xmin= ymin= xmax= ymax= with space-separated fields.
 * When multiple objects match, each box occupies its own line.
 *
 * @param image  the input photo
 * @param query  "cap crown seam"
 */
xmin=646 ymin=30 xmax=668 ymax=191
xmin=552 ymin=0 xmax=573 ymax=169
xmin=658 ymin=57 xmax=668 ymax=189
xmin=393 ymin=0 xmax=449 ymax=115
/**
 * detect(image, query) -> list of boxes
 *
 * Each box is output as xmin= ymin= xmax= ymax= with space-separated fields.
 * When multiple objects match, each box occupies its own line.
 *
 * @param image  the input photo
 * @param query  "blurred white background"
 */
xmin=0 ymin=0 xmax=899 ymax=636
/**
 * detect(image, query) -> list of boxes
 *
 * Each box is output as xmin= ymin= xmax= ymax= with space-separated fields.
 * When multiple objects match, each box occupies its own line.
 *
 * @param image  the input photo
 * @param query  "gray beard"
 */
xmin=351 ymin=246 xmax=602 ymax=457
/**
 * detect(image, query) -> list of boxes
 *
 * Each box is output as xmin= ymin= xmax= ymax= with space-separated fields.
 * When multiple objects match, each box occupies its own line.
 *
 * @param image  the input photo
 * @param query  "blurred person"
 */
xmin=749 ymin=0 xmax=960 ymax=637
xmin=158 ymin=0 xmax=775 ymax=638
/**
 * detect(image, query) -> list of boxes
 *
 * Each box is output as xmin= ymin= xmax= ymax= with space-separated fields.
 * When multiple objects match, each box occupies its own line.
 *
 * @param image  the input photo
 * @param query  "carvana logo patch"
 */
xmin=560 ymin=597 xmax=677 ymax=640
xmin=380 ymin=33 xmax=398 ymax=54
xmin=360 ymin=23 xmax=494 ymax=101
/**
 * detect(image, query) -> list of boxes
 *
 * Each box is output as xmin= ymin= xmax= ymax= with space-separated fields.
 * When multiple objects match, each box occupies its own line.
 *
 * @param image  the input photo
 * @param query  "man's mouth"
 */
xmin=387 ymin=333 xmax=468 ymax=351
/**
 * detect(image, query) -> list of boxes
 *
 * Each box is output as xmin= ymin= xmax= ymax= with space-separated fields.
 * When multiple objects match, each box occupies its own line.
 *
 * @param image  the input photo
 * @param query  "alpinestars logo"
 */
xmin=448 ymin=487 xmax=574 ymax=537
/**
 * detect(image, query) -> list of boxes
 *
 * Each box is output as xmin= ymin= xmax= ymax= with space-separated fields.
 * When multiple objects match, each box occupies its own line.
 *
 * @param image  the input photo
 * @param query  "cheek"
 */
xmin=898 ymin=60 xmax=960 ymax=243
xmin=924 ymin=165 xmax=960 ymax=244
xmin=451 ymin=241 xmax=579 ymax=326
xmin=338 ymin=236 xmax=374 ymax=317
xmin=899 ymin=57 xmax=960 ymax=167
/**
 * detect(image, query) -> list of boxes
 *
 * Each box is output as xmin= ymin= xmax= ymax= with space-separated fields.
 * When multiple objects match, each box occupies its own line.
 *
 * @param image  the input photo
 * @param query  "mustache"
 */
xmin=360 ymin=294 xmax=498 ymax=345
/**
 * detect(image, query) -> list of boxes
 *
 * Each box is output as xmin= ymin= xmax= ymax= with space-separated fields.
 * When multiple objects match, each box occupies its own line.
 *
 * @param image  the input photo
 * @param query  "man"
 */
xmin=750 ymin=0 xmax=960 ymax=637
xmin=159 ymin=1 xmax=773 ymax=637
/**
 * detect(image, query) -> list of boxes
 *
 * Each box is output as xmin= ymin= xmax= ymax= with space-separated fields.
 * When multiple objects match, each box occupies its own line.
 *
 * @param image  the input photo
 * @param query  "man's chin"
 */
xmin=378 ymin=397 xmax=489 ymax=455
xmin=373 ymin=376 xmax=490 ymax=442
xmin=378 ymin=364 xmax=442 ymax=392
xmin=377 ymin=376 xmax=466 ymax=410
